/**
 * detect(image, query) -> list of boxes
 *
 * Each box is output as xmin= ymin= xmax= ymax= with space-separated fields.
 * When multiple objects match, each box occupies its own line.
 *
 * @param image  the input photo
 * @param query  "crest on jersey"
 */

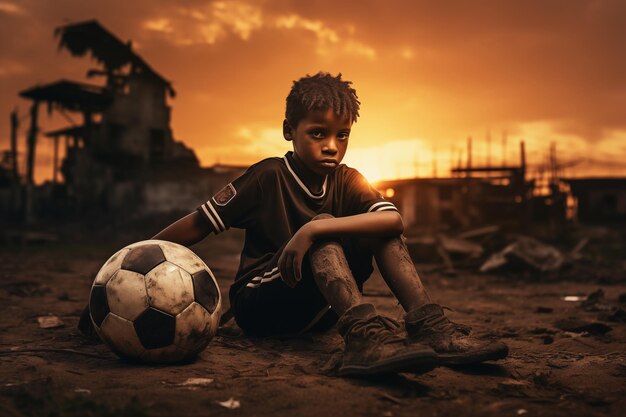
xmin=212 ymin=183 xmax=236 ymax=206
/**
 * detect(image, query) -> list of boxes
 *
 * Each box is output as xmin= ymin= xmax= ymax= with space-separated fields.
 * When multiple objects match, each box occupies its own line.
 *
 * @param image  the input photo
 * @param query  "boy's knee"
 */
xmin=309 ymin=213 xmax=341 ymax=250
xmin=311 ymin=213 xmax=334 ymax=221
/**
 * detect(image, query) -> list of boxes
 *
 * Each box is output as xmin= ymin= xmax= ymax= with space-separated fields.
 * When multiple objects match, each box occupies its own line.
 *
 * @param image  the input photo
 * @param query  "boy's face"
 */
xmin=284 ymin=109 xmax=352 ymax=175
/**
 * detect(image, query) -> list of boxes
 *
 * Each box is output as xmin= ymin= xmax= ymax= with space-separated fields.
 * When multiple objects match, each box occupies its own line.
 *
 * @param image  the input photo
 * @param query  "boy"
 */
xmin=82 ymin=73 xmax=508 ymax=376
xmin=151 ymin=72 xmax=508 ymax=376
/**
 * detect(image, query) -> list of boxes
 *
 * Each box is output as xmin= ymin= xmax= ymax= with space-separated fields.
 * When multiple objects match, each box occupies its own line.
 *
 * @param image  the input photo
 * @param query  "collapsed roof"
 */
xmin=19 ymin=79 xmax=111 ymax=112
xmin=54 ymin=20 xmax=176 ymax=97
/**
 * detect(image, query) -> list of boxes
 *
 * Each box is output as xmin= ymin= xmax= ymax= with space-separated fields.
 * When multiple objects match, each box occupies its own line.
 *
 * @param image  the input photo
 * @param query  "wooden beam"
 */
xmin=52 ymin=135 xmax=59 ymax=184
xmin=26 ymin=101 xmax=39 ymax=185
xmin=10 ymin=108 xmax=18 ymax=181
xmin=24 ymin=101 xmax=39 ymax=224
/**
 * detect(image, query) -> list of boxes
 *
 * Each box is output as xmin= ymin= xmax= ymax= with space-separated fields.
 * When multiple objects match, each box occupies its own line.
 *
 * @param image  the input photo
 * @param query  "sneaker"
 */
xmin=405 ymin=304 xmax=508 ymax=365
xmin=337 ymin=304 xmax=438 ymax=376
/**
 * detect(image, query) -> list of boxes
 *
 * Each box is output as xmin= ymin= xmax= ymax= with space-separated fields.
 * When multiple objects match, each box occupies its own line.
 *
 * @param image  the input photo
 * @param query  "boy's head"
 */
xmin=283 ymin=72 xmax=361 ymax=175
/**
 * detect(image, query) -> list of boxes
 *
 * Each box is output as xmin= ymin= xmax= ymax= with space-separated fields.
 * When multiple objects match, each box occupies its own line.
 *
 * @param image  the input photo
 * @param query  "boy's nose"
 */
xmin=323 ymin=138 xmax=338 ymax=154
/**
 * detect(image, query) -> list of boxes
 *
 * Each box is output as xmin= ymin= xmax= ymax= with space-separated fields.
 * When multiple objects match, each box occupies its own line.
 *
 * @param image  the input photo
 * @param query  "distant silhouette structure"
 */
xmin=2 ymin=20 xmax=244 ymax=228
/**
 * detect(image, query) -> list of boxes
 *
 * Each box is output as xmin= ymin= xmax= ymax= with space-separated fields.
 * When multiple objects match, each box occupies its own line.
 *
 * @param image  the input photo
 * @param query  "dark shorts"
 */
xmin=231 ymin=238 xmax=374 ymax=337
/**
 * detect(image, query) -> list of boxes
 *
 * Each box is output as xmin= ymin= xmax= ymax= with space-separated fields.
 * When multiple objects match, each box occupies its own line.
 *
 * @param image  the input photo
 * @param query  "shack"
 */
xmin=3 ymin=20 xmax=244 ymax=226
xmin=565 ymin=178 xmax=626 ymax=223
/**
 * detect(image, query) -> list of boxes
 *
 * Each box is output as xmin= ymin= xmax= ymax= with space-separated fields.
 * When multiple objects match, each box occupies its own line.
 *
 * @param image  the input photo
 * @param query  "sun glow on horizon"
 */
xmin=343 ymin=138 xmax=443 ymax=183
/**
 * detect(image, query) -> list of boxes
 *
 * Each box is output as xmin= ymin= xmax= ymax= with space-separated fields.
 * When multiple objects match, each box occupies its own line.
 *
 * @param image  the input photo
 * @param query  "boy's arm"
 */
xmin=278 ymin=211 xmax=403 ymax=287
xmin=152 ymin=211 xmax=212 ymax=247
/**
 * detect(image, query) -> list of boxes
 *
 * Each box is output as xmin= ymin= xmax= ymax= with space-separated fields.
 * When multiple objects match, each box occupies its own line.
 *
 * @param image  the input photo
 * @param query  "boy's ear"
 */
xmin=283 ymin=119 xmax=294 ymax=141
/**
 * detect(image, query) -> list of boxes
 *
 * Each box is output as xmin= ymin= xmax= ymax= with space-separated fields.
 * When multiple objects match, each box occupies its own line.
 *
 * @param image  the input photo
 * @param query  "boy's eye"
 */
xmin=310 ymin=130 xmax=325 ymax=139
xmin=338 ymin=132 xmax=350 ymax=141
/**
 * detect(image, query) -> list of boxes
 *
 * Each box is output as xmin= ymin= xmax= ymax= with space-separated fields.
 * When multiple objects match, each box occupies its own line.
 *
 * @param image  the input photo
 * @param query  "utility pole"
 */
xmin=52 ymin=135 xmax=59 ymax=184
xmin=24 ymin=101 xmax=39 ymax=223
xmin=501 ymin=130 xmax=507 ymax=167
xmin=520 ymin=140 xmax=526 ymax=181
xmin=10 ymin=108 xmax=20 ymax=217
xmin=466 ymin=136 xmax=472 ymax=178
xmin=10 ymin=108 xmax=19 ymax=181
xmin=486 ymin=129 xmax=492 ymax=178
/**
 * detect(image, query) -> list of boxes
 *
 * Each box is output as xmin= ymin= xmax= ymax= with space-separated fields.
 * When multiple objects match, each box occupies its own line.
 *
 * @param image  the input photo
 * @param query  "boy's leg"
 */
xmin=308 ymin=214 xmax=437 ymax=376
xmin=371 ymin=236 xmax=431 ymax=311
xmin=371 ymin=235 xmax=509 ymax=365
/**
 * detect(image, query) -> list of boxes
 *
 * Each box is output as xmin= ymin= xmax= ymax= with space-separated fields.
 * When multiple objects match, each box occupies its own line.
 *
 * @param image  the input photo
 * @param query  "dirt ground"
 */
xmin=1 ymin=231 xmax=625 ymax=417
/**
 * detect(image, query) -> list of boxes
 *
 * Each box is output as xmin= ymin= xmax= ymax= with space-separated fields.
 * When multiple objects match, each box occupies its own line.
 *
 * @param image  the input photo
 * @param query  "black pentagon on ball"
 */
xmin=121 ymin=244 xmax=166 ymax=275
xmin=191 ymin=270 xmax=219 ymax=314
xmin=134 ymin=307 xmax=176 ymax=349
xmin=89 ymin=285 xmax=109 ymax=327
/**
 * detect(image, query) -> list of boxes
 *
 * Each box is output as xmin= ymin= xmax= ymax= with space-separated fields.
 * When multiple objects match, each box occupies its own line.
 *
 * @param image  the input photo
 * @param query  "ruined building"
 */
xmin=4 ymin=20 xmax=245 ymax=227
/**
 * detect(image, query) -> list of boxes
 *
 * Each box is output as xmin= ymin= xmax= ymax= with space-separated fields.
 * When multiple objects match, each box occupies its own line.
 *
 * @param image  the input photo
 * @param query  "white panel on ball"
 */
xmin=145 ymin=261 xmax=195 ymax=315
xmin=157 ymin=240 xmax=207 ymax=274
xmin=106 ymin=269 xmax=149 ymax=321
xmin=99 ymin=313 xmax=145 ymax=358
xmin=94 ymin=247 xmax=131 ymax=285
xmin=175 ymin=302 xmax=214 ymax=353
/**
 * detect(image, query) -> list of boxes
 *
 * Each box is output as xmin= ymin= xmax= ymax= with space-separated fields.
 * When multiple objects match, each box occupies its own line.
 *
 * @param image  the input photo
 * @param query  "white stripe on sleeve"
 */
xmin=367 ymin=201 xmax=397 ymax=212
xmin=201 ymin=204 xmax=221 ymax=234
xmin=206 ymin=200 xmax=226 ymax=232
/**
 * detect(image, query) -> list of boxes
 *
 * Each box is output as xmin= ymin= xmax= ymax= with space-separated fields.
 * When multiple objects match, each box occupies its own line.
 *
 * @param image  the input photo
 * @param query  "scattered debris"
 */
xmin=436 ymin=244 xmax=457 ymax=276
xmin=535 ymin=306 xmax=554 ymax=314
xmin=217 ymin=398 xmax=240 ymax=409
xmin=517 ymin=409 xmax=528 ymax=415
xmin=495 ymin=379 xmax=531 ymax=397
xmin=457 ymin=225 xmax=500 ymax=240
xmin=546 ymin=359 xmax=569 ymax=369
xmin=554 ymin=318 xmax=612 ymax=335
xmin=37 ymin=315 xmax=64 ymax=329
xmin=568 ymin=237 xmax=589 ymax=261
xmin=175 ymin=378 xmax=214 ymax=389
xmin=74 ymin=388 xmax=91 ymax=394
xmin=580 ymin=289 xmax=612 ymax=312
xmin=378 ymin=392 xmax=404 ymax=405
xmin=480 ymin=236 xmax=565 ymax=272
xmin=601 ymin=308 xmax=626 ymax=323
xmin=562 ymin=296 xmax=585 ymax=302
xmin=438 ymin=234 xmax=484 ymax=258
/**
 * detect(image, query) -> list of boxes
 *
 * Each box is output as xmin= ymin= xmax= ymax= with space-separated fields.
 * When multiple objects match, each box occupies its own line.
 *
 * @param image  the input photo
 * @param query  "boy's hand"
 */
xmin=278 ymin=224 xmax=315 ymax=288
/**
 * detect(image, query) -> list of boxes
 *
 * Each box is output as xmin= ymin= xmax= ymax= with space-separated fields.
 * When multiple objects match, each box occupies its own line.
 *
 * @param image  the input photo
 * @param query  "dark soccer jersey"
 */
xmin=196 ymin=151 xmax=398 ymax=295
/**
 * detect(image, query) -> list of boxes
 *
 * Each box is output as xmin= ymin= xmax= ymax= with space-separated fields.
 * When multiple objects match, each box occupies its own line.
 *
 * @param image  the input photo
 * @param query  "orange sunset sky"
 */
xmin=1 ymin=0 xmax=626 ymax=184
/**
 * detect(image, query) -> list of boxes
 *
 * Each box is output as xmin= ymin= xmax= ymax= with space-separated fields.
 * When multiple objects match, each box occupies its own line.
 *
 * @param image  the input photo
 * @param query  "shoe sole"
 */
xmin=337 ymin=351 xmax=438 ymax=377
xmin=437 ymin=344 xmax=509 ymax=365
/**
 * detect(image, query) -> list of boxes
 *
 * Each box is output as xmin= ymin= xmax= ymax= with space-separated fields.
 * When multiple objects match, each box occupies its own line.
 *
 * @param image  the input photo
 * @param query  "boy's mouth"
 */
xmin=320 ymin=159 xmax=338 ymax=167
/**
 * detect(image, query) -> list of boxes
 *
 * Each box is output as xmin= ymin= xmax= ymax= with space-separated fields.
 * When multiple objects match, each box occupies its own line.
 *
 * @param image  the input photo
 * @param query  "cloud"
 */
xmin=0 ymin=1 xmax=25 ymax=15
xmin=143 ymin=1 xmax=264 ymax=45
xmin=1 ymin=0 xmax=626 ymax=182
xmin=0 ymin=59 xmax=29 ymax=77
xmin=141 ymin=1 xmax=375 ymax=59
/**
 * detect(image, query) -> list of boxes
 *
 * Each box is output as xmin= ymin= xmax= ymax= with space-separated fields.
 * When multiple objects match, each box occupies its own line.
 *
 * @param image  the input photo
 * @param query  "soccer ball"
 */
xmin=89 ymin=240 xmax=221 ymax=363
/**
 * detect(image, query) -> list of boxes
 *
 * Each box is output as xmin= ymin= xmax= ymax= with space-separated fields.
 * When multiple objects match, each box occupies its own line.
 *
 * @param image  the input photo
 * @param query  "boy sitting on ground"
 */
xmin=82 ymin=72 xmax=508 ymax=376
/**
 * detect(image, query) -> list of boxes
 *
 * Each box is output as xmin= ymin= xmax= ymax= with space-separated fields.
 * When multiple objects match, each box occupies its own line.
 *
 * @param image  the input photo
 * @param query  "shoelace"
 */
xmin=441 ymin=306 xmax=472 ymax=334
xmin=350 ymin=315 xmax=404 ymax=343
xmin=420 ymin=312 xmax=472 ymax=336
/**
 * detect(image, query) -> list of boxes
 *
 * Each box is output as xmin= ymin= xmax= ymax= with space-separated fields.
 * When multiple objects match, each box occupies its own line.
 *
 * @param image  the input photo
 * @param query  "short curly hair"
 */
xmin=285 ymin=72 xmax=360 ymax=128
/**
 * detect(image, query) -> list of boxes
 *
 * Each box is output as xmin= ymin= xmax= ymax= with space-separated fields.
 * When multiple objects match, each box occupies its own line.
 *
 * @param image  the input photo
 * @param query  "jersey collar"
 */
xmin=283 ymin=152 xmax=328 ymax=199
